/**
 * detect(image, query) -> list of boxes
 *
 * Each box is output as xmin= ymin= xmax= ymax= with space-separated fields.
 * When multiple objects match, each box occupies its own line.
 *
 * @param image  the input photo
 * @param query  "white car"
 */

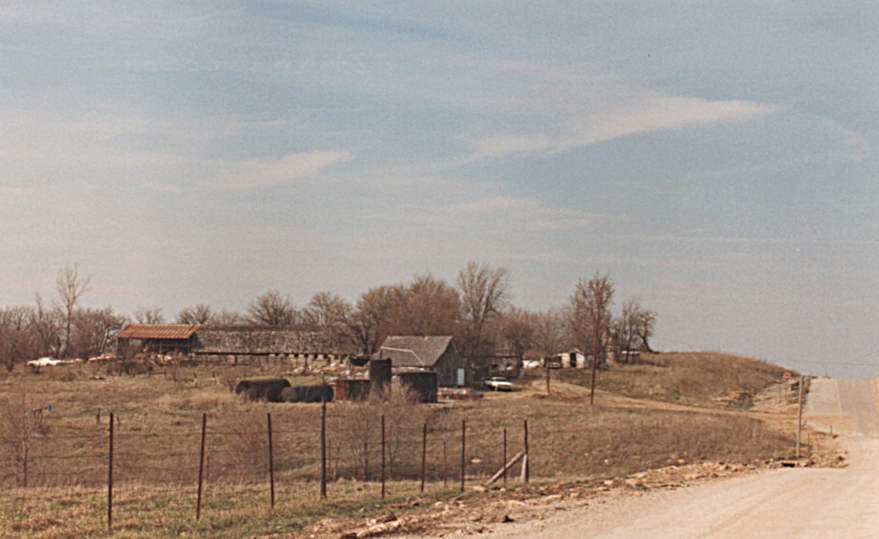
xmin=484 ymin=377 xmax=513 ymax=392
xmin=27 ymin=357 xmax=62 ymax=369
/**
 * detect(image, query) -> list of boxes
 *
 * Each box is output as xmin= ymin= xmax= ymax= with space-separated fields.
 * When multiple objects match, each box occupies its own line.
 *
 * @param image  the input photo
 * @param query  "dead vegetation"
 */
xmin=557 ymin=351 xmax=794 ymax=407
xmin=0 ymin=352 xmax=804 ymax=538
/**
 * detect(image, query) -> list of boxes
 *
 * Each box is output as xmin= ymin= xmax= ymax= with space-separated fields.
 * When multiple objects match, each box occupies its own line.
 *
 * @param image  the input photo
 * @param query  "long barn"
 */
xmin=116 ymin=324 xmax=351 ymax=363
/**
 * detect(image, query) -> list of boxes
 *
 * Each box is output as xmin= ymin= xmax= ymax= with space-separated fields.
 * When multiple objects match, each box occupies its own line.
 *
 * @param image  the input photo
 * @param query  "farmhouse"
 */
xmin=379 ymin=335 xmax=467 ymax=387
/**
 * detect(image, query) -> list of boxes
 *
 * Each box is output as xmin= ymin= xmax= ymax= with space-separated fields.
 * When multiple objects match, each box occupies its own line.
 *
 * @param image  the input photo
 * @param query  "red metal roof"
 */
xmin=117 ymin=324 xmax=199 ymax=340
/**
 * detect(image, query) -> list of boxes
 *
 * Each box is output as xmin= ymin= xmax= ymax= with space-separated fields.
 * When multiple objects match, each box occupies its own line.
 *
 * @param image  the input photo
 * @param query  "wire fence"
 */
xmin=0 ymin=402 xmax=541 ymax=529
xmin=0 ymin=398 xmax=796 ymax=531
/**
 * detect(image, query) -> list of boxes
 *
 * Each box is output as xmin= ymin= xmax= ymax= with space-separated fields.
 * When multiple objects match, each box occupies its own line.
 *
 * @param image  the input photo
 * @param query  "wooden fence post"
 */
xmin=420 ymin=421 xmax=427 ymax=493
xmin=443 ymin=439 xmax=447 ymax=488
xmin=796 ymin=376 xmax=804 ymax=458
xmin=197 ymin=413 xmax=207 ymax=520
xmin=523 ymin=419 xmax=529 ymax=484
xmin=381 ymin=414 xmax=386 ymax=499
xmin=503 ymin=428 xmax=507 ymax=485
xmin=460 ymin=420 xmax=466 ymax=492
xmin=108 ymin=412 xmax=114 ymax=530
xmin=363 ymin=440 xmax=369 ymax=481
xmin=267 ymin=413 xmax=275 ymax=508
xmin=320 ymin=400 xmax=327 ymax=500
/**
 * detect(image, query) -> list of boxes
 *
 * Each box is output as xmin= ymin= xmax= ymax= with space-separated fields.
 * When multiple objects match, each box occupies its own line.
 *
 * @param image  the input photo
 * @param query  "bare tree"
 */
xmin=348 ymin=275 xmax=459 ymax=350
xmin=569 ymin=273 xmax=614 ymax=405
xmin=213 ymin=308 xmax=245 ymax=325
xmin=402 ymin=273 xmax=460 ymax=336
xmin=347 ymin=285 xmax=407 ymax=354
xmin=133 ymin=306 xmax=165 ymax=324
xmin=32 ymin=294 xmax=63 ymax=358
xmin=303 ymin=291 xmax=353 ymax=348
xmin=615 ymin=298 xmax=640 ymax=360
xmin=0 ymin=396 xmax=47 ymax=487
xmin=532 ymin=308 xmax=569 ymax=357
xmin=55 ymin=264 xmax=91 ymax=357
xmin=634 ymin=308 xmax=657 ymax=352
xmin=303 ymin=291 xmax=351 ymax=328
xmin=71 ymin=307 xmax=127 ymax=358
xmin=498 ymin=306 xmax=536 ymax=359
xmin=0 ymin=306 xmax=35 ymax=371
xmin=457 ymin=262 xmax=511 ymax=359
xmin=246 ymin=290 xmax=299 ymax=326
xmin=176 ymin=304 xmax=214 ymax=325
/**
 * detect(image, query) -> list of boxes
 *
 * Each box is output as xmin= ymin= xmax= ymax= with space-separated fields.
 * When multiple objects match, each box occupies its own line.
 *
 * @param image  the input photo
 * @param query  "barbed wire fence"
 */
xmin=0 ymin=389 xmax=797 ymax=534
xmin=0 ymin=401 xmax=537 ymax=530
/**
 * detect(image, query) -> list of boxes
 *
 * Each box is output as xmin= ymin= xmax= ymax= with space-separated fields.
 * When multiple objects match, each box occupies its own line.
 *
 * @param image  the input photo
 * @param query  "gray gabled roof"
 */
xmin=379 ymin=336 xmax=455 ymax=368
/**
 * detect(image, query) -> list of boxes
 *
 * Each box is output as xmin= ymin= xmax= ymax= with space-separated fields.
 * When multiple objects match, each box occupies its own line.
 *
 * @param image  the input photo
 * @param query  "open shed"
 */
xmin=117 ymin=324 xmax=199 ymax=355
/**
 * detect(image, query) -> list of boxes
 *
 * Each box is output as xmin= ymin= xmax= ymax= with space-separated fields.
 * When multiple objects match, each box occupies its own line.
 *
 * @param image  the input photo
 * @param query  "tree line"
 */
xmin=0 ymin=262 xmax=656 ymax=371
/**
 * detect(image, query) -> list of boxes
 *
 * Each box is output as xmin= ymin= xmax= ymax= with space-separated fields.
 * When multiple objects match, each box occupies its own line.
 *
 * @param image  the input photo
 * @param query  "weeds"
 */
xmin=0 ymin=354 xmax=799 ymax=538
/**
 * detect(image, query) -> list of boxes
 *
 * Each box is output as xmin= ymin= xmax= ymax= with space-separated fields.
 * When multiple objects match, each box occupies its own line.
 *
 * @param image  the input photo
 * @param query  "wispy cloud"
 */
xmin=467 ymin=93 xmax=782 ymax=161
xmin=213 ymin=150 xmax=353 ymax=190
xmin=565 ymin=96 xmax=781 ymax=150
xmin=450 ymin=195 xmax=593 ymax=231
xmin=450 ymin=195 xmax=535 ymax=213
xmin=817 ymin=117 xmax=870 ymax=161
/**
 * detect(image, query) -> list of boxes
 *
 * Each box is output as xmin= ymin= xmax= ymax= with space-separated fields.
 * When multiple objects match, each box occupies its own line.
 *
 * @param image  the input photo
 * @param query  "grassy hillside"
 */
xmin=556 ymin=351 xmax=794 ymax=407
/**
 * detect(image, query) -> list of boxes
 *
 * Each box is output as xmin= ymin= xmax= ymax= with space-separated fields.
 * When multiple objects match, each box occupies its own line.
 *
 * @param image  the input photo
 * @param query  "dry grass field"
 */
xmin=0 ymin=353 xmax=799 ymax=538
xmin=559 ymin=351 xmax=796 ymax=407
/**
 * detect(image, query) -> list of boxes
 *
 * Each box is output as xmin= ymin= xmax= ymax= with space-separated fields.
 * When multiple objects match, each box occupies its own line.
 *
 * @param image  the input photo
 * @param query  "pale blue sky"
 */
xmin=1 ymin=1 xmax=877 ymax=376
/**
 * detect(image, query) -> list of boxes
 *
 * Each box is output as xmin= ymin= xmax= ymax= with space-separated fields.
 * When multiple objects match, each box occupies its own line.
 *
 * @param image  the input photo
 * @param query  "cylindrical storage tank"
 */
xmin=398 ymin=371 xmax=438 ymax=403
xmin=234 ymin=378 xmax=291 ymax=402
xmin=369 ymin=359 xmax=392 ymax=393
xmin=335 ymin=378 xmax=349 ymax=401
xmin=335 ymin=379 xmax=370 ymax=401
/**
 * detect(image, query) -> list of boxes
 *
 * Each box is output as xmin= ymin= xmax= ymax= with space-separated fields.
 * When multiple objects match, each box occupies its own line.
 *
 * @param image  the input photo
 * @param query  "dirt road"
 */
xmin=414 ymin=378 xmax=879 ymax=538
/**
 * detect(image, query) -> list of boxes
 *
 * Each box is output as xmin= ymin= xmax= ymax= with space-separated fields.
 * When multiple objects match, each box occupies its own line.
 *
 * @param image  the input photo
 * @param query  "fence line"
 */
xmin=0 ymin=403 xmax=796 ymax=528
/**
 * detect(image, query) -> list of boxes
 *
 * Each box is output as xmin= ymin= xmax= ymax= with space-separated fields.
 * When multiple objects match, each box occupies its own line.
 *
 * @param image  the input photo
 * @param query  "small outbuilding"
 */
xmin=558 ymin=348 xmax=587 ymax=369
xmin=379 ymin=335 xmax=467 ymax=387
xmin=117 ymin=324 xmax=199 ymax=355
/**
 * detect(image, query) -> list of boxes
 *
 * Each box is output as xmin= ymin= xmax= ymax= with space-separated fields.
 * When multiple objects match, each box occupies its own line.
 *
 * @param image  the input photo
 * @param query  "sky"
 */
xmin=1 ymin=1 xmax=878 ymax=377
